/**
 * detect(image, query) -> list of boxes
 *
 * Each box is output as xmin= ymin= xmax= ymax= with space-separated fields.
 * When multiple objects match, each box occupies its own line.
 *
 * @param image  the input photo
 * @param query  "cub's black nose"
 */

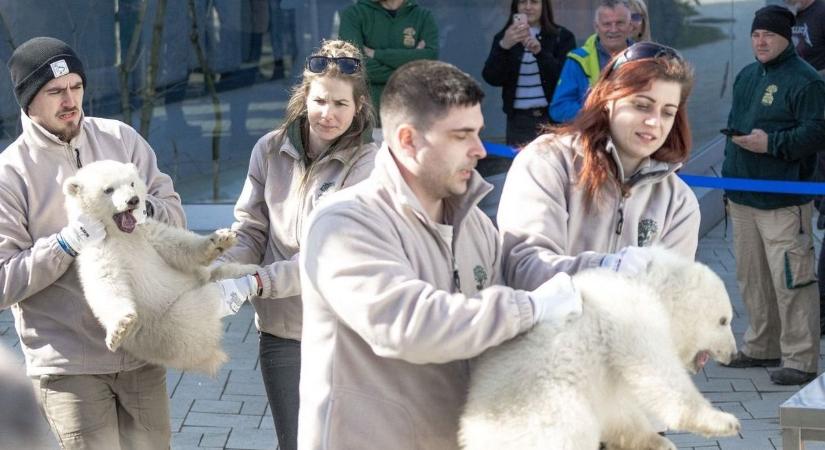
xmin=127 ymin=196 xmax=139 ymax=207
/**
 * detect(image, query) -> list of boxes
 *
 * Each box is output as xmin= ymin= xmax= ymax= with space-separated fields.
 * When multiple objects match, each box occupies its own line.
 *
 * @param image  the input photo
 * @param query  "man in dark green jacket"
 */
xmin=721 ymin=5 xmax=825 ymax=385
xmin=339 ymin=0 xmax=439 ymax=124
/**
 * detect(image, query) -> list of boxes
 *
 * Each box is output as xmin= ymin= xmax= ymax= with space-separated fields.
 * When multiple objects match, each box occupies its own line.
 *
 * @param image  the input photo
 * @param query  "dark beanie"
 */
xmin=7 ymin=37 xmax=86 ymax=113
xmin=751 ymin=5 xmax=795 ymax=43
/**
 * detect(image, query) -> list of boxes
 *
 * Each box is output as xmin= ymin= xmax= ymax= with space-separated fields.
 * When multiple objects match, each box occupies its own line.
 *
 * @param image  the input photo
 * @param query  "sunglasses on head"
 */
xmin=604 ymin=42 xmax=683 ymax=78
xmin=305 ymin=56 xmax=361 ymax=74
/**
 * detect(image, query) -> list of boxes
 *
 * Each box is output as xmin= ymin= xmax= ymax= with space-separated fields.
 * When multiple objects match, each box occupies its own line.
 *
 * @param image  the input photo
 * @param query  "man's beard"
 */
xmin=50 ymin=112 xmax=82 ymax=142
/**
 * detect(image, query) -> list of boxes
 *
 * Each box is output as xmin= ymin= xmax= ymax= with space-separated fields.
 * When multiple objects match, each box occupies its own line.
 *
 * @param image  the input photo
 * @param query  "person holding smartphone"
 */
xmin=482 ymin=0 xmax=576 ymax=148
xmin=720 ymin=6 xmax=825 ymax=385
xmin=218 ymin=40 xmax=378 ymax=450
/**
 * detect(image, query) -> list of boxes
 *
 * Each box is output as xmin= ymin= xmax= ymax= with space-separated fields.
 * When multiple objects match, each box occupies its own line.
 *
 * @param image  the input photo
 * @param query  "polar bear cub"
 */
xmin=64 ymin=160 xmax=256 ymax=375
xmin=460 ymin=248 xmax=741 ymax=450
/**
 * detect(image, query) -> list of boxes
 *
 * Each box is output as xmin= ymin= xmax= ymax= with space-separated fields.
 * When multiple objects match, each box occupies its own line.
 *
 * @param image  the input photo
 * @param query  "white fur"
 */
xmin=460 ymin=248 xmax=741 ymax=450
xmin=64 ymin=160 xmax=259 ymax=375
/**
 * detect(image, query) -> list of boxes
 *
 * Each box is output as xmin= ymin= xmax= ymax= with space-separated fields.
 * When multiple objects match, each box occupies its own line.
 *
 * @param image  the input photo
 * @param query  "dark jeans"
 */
xmin=506 ymin=107 xmax=550 ymax=148
xmin=259 ymin=332 xmax=301 ymax=450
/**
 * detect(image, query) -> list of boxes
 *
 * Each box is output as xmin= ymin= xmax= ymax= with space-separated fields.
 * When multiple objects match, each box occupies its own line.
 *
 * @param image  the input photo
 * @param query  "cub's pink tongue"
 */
xmin=113 ymin=211 xmax=137 ymax=233
xmin=695 ymin=351 xmax=710 ymax=369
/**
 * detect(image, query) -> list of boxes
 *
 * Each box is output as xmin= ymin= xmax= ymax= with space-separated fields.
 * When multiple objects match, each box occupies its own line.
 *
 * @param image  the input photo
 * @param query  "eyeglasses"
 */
xmin=630 ymin=12 xmax=644 ymax=23
xmin=604 ymin=42 xmax=683 ymax=78
xmin=305 ymin=56 xmax=361 ymax=74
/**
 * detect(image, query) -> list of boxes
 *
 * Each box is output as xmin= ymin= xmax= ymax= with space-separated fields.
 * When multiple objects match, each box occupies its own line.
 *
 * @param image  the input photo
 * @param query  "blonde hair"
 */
xmin=628 ymin=0 xmax=651 ymax=41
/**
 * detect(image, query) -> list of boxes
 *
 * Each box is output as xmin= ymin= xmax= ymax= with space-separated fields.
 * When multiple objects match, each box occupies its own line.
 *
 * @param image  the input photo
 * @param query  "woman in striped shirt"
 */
xmin=482 ymin=0 xmax=576 ymax=149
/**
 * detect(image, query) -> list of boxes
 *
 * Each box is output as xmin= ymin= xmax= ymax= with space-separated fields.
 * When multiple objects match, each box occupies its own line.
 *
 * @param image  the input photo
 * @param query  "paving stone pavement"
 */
xmin=2 ymin=220 xmax=825 ymax=449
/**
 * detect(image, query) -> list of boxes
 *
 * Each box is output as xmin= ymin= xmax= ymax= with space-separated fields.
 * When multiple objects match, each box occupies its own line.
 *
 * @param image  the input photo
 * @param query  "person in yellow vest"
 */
xmin=549 ymin=0 xmax=633 ymax=123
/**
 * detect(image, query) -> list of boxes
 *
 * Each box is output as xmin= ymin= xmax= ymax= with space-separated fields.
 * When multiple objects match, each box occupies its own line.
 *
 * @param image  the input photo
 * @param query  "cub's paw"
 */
xmin=106 ymin=313 xmax=137 ymax=352
xmin=205 ymin=229 xmax=238 ymax=261
xmin=695 ymin=410 xmax=740 ymax=437
xmin=605 ymin=433 xmax=676 ymax=450
xmin=646 ymin=434 xmax=677 ymax=450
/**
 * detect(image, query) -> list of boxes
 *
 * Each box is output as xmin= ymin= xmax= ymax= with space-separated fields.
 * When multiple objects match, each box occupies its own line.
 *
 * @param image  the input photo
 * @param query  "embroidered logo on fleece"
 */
xmin=403 ymin=27 xmax=417 ymax=48
xmin=50 ymin=59 xmax=69 ymax=78
xmin=637 ymin=218 xmax=659 ymax=247
xmin=761 ymin=84 xmax=778 ymax=106
xmin=316 ymin=181 xmax=336 ymax=201
xmin=473 ymin=265 xmax=488 ymax=291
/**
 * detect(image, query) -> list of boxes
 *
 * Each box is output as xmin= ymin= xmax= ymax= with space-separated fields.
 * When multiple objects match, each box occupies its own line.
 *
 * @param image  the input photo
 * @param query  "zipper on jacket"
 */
xmin=74 ymin=148 xmax=82 ymax=168
xmin=452 ymin=259 xmax=462 ymax=293
xmin=615 ymin=201 xmax=625 ymax=235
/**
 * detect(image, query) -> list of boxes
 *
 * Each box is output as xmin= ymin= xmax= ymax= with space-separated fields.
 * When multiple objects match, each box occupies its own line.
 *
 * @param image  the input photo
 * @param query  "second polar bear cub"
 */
xmin=460 ymin=248 xmax=741 ymax=450
xmin=64 ymin=160 xmax=257 ymax=375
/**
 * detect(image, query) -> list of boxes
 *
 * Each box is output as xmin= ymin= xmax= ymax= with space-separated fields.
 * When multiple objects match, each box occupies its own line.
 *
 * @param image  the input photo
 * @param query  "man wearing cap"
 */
xmin=0 ymin=37 xmax=184 ymax=447
xmin=720 ymin=6 xmax=825 ymax=385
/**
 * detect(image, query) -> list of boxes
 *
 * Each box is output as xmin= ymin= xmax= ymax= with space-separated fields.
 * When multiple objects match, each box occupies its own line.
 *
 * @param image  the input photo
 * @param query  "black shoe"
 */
xmin=770 ymin=368 xmax=817 ymax=385
xmin=721 ymin=351 xmax=781 ymax=368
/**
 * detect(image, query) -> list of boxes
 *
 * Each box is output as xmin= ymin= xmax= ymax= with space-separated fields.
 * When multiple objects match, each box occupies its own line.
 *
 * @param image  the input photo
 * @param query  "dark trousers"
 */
xmin=818 ymin=238 xmax=825 ymax=333
xmin=506 ymin=107 xmax=550 ymax=148
xmin=259 ymin=332 xmax=301 ymax=450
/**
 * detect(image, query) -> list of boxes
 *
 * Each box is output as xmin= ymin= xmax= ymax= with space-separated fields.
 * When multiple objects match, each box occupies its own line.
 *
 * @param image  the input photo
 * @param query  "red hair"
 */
xmin=552 ymin=54 xmax=694 ymax=203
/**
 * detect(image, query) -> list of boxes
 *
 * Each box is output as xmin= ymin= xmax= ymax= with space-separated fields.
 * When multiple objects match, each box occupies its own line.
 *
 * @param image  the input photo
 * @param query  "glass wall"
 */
xmin=0 ymin=0 xmax=774 ymax=204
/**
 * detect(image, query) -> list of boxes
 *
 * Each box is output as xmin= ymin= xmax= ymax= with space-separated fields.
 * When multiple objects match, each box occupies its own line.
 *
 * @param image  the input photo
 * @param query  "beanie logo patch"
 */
xmin=50 ymin=59 xmax=70 ymax=78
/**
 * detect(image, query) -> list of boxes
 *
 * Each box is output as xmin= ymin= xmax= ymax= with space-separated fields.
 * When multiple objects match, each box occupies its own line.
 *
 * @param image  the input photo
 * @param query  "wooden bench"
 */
xmin=781 ymin=373 xmax=825 ymax=449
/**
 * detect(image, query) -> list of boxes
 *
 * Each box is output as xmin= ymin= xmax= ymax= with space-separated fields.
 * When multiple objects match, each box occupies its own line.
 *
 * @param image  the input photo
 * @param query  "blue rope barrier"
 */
xmin=678 ymin=175 xmax=825 ymax=195
xmin=482 ymin=141 xmax=518 ymax=159
xmin=482 ymin=141 xmax=825 ymax=195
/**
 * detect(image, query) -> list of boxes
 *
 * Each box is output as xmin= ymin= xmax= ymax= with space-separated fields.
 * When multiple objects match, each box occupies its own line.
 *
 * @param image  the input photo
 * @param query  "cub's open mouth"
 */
xmin=693 ymin=350 xmax=710 ymax=373
xmin=113 ymin=208 xmax=137 ymax=233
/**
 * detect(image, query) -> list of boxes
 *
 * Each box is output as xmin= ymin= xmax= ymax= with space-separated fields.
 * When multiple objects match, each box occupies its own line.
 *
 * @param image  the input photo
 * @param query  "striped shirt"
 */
xmin=514 ymin=26 xmax=547 ymax=110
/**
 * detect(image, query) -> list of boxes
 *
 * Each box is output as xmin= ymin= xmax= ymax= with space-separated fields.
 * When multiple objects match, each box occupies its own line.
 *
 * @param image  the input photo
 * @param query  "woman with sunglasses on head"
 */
xmin=482 ymin=0 xmax=576 ymax=149
xmin=217 ymin=39 xmax=377 ymax=450
xmin=628 ymin=0 xmax=651 ymax=41
xmin=497 ymin=42 xmax=700 ymax=290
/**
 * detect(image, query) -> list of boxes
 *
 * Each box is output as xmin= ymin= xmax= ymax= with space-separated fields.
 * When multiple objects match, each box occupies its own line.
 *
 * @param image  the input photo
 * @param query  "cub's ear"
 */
xmin=63 ymin=176 xmax=82 ymax=197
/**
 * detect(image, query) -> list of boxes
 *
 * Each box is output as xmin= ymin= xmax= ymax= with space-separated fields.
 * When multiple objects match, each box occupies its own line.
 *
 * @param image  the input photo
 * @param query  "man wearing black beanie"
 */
xmin=0 ymin=37 xmax=186 ymax=448
xmin=720 ymin=5 xmax=825 ymax=386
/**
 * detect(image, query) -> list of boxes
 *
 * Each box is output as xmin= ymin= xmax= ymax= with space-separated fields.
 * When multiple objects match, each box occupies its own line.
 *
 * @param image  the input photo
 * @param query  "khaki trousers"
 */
xmin=32 ymin=364 xmax=171 ymax=450
xmin=729 ymin=200 xmax=820 ymax=372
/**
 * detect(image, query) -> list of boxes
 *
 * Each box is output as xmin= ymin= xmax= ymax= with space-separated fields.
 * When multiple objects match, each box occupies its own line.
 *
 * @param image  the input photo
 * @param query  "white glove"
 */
xmin=57 ymin=214 xmax=106 ymax=256
xmin=215 ymin=274 xmax=260 ymax=317
xmin=600 ymin=246 xmax=652 ymax=276
xmin=528 ymin=272 xmax=582 ymax=326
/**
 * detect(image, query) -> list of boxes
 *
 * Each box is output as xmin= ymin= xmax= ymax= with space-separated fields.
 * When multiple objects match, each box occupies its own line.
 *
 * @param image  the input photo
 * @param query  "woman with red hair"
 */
xmin=497 ymin=42 xmax=700 ymax=290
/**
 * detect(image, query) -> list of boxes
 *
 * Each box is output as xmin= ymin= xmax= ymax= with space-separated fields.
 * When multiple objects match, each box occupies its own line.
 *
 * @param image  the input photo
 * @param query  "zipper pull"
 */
xmin=453 ymin=268 xmax=461 ymax=293
xmin=615 ymin=207 xmax=624 ymax=235
xmin=74 ymin=148 xmax=82 ymax=168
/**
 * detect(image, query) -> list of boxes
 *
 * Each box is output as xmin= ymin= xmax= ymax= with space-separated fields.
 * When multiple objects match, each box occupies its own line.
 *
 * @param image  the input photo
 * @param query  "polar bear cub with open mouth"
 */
xmin=460 ymin=247 xmax=740 ymax=450
xmin=64 ymin=160 xmax=258 ymax=375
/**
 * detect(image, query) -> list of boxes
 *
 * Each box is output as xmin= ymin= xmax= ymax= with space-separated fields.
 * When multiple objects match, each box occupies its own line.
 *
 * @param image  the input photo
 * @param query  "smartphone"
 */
xmin=513 ymin=13 xmax=527 ymax=25
xmin=720 ymin=128 xmax=746 ymax=137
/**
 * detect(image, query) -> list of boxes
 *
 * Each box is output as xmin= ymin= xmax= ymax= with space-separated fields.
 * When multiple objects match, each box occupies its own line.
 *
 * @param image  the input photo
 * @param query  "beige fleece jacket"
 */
xmin=220 ymin=129 xmax=378 ymax=340
xmin=498 ymin=132 xmax=700 ymax=291
xmin=297 ymin=144 xmax=535 ymax=450
xmin=0 ymin=113 xmax=184 ymax=376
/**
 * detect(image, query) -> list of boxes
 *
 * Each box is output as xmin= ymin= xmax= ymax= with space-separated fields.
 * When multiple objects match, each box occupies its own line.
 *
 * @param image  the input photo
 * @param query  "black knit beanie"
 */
xmin=7 ymin=37 xmax=86 ymax=113
xmin=751 ymin=5 xmax=795 ymax=43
